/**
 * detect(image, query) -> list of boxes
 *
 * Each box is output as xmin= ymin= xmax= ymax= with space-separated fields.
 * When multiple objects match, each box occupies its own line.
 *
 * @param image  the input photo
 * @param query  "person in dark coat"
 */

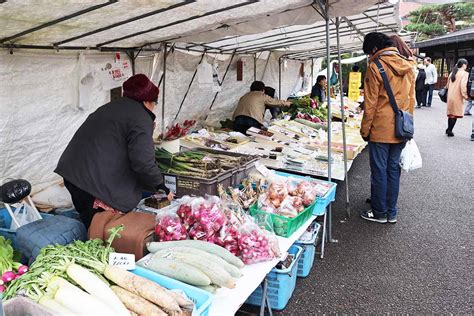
xmin=310 ymin=75 xmax=327 ymax=103
xmin=55 ymin=74 xmax=167 ymax=227
xmin=415 ymin=64 xmax=426 ymax=108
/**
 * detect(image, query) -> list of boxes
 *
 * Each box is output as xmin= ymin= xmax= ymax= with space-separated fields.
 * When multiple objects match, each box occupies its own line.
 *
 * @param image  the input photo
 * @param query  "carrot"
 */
xmin=104 ymin=265 xmax=181 ymax=312
xmin=111 ymin=286 xmax=167 ymax=316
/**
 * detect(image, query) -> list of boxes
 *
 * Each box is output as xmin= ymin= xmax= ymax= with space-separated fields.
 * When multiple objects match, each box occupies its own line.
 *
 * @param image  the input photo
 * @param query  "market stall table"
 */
xmin=208 ymin=215 xmax=317 ymax=316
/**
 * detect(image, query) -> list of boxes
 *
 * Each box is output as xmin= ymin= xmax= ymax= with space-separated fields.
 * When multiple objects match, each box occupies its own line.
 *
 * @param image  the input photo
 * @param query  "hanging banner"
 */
xmin=348 ymin=71 xmax=362 ymax=101
xmin=97 ymin=53 xmax=132 ymax=90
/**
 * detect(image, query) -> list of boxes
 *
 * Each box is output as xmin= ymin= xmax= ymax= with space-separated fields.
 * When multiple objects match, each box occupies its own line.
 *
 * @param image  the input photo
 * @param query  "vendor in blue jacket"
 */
xmin=55 ymin=74 xmax=168 ymax=227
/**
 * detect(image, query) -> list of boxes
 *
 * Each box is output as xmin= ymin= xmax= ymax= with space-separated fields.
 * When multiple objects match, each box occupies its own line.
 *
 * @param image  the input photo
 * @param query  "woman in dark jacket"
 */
xmin=310 ymin=75 xmax=327 ymax=103
xmin=415 ymin=65 xmax=426 ymax=108
xmin=55 ymin=74 xmax=167 ymax=227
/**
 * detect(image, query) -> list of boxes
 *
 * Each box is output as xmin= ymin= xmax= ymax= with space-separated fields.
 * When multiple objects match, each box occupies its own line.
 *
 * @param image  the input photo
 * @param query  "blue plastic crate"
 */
xmin=0 ymin=208 xmax=53 ymax=249
xmin=245 ymin=245 xmax=303 ymax=310
xmin=295 ymin=223 xmax=320 ymax=277
xmin=131 ymin=266 xmax=212 ymax=316
xmin=274 ymin=171 xmax=337 ymax=216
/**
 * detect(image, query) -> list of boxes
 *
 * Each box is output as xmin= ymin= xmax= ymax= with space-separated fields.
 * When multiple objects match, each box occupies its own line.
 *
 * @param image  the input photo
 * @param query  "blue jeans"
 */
xmin=425 ymin=84 xmax=435 ymax=106
xmin=369 ymin=142 xmax=406 ymax=218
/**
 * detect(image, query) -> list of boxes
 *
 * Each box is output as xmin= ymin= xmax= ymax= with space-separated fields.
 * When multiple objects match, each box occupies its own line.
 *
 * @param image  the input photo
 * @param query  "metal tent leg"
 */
xmin=336 ymin=17 xmax=350 ymax=219
xmin=259 ymin=279 xmax=272 ymax=316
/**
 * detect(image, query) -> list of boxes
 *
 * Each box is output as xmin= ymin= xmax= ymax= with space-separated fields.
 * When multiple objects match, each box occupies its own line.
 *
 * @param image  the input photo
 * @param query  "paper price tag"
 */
xmin=109 ymin=253 xmax=135 ymax=270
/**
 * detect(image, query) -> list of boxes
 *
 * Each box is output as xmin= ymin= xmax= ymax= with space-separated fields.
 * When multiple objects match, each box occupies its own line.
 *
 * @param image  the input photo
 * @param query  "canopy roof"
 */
xmin=1 ymin=0 xmax=400 ymax=58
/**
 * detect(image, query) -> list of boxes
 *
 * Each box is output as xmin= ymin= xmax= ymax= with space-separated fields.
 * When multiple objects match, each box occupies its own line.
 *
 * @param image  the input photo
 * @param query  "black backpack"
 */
xmin=468 ymin=68 xmax=474 ymax=99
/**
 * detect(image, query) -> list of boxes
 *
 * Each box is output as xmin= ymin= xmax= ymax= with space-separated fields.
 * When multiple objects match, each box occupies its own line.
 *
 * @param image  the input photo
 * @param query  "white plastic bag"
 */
xmin=400 ymin=139 xmax=422 ymax=172
xmin=10 ymin=202 xmax=42 ymax=230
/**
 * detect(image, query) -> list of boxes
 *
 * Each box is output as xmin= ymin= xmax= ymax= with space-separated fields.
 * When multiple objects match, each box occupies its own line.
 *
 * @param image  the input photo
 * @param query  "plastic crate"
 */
xmin=0 ymin=208 xmax=53 ymax=248
xmin=131 ymin=266 xmax=212 ymax=316
xmin=312 ymin=181 xmax=337 ymax=216
xmin=245 ymin=245 xmax=303 ymax=310
xmin=249 ymin=201 xmax=314 ymax=238
xmin=231 ymin=157 xmax=259 ymax=186
xmin=274 ymin=171 xmax=337 ymax=216
xmin=295 ymin=223 xmax=320 ymax=277
xmin=162 ymin=170 xmax=233 ymax=198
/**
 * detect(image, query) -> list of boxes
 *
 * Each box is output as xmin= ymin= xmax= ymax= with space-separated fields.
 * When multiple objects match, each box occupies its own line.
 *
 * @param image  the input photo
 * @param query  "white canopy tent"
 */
xmin=1 ymin=1 xmax=403 ymax=266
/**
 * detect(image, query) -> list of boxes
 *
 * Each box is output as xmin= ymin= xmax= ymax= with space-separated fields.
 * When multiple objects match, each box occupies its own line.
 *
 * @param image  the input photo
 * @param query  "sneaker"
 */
xmin=360 ymin=210 xmax=387 ymax=223
xmin=388 ymin=215 xmax=397 ymax=224
xmin=465 ymin=113 xmax=472 ymax=116
xmin=471 ymin=135 xmax=474 ymax=141
xmin=447 ymin=131 xmax=454 ymax=137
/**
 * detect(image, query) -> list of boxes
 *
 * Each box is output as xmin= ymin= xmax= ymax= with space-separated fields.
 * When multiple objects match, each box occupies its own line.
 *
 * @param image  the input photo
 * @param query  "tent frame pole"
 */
xmin=261 ymin=52 xmax=272 ymax=81
xmin=278 ymin=57 xmax=282 ymax=99
xmin=253 ymin=53 xmax=257 ymax=81
xmin=161 ymin=43 xmax=167 ymax=136
xmin=311 ymin=58 xmax=314 ymax=86
xmin=174 ymin=51 xmax=207 ymax=120
xmin=336 ymin=17 xmax=350 ymax=219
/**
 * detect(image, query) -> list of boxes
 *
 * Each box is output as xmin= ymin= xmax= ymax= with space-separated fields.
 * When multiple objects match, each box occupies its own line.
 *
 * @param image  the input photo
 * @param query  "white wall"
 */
xmin=1 ymin=49 xmax=304 ymax=186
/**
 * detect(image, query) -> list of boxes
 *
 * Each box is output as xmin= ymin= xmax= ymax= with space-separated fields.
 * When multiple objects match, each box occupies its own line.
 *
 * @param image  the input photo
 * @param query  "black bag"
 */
xmin=373 ymin=59 xmax=414 ymax=141
xmin=438 ymin=88 xmax=448 ymax=103
xmin=0 ymin=179 xmax=31 ymax=204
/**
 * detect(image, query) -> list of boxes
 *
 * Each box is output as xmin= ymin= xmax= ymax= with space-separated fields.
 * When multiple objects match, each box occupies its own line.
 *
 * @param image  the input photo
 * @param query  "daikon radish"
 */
xmin=138 ymin=257 xmax=211 ymax=286
xmin=111 ymin=286 xmax=167 ymax=316
xmin=53 ymin=281 xmax=116 ymax=315
xmin=66 ymin=263 xmax=129 ymax=315
xmin=104 ymin=265 xmax=181 ymax=312
xmin=147 ymin=240 xmax=244 ymax=268
xmin=38 ymin=296 xmax=75 ymax=315
xmin=165 ymin=289 xmax=194 ymax=310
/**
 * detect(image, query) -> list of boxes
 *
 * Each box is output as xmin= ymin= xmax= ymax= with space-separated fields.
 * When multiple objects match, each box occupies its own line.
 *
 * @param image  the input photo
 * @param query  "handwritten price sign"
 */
xmin=109 ymin=252 xmax=136 ymax=270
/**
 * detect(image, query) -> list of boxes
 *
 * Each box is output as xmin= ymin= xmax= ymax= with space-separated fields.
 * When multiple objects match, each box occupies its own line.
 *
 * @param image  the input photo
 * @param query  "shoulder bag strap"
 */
xmin=373 ymin=58 xmax=399 ymax=114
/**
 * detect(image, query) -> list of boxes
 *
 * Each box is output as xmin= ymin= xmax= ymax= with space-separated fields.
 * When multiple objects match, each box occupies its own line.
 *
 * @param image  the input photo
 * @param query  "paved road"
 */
xmin=282 ymin=97 xmax=473 ymax=315
xmin=240 ymin=97 xmax=473 ymax=315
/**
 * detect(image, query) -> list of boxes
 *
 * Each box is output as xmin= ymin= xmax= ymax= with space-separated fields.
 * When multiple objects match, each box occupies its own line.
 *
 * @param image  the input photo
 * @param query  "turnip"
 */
xmin=0 ymin=285 xmax=5 ymax=292
xmin=17 ymin=265 xmax=28 ymax=275
xmin=2 ymin=271 xmax=15 ymax=283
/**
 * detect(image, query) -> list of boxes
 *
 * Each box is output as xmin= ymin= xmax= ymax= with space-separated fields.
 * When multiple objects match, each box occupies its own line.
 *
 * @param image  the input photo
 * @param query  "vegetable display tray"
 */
xmin=249 ymin=200 xmax=314 ymax=238
xmin=295 ymin=223 xmax=320 ymax=278
xmin=132 ymin=266 xmax=212 ymax=316
xmin=0 ymin=208 xmax=53 ymax=248
xmin=245 ymin=245 xmax=303 ymax=310
xmin=274 ymin=171 xmax=337 ymax=216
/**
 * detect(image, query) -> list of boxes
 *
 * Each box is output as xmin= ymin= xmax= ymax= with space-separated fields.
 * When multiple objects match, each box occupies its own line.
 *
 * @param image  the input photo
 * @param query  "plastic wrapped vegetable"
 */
xmin=189 ymin=196 xmax=226 ymax=234
xmin=155 ymin=209 xmax=188 ymax=242
xmin=238 ymin=221 xmax=280 ymax=265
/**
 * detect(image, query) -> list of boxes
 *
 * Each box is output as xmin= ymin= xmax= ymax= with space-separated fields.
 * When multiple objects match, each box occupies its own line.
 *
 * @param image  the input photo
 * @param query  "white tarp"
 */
xmin=0 ymin=1 xmax=400 ymax=185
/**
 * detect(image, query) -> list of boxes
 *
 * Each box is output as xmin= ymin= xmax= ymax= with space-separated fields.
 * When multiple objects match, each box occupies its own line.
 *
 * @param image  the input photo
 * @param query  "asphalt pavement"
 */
xmin=240 ymin=96 xmax=473 ymax=315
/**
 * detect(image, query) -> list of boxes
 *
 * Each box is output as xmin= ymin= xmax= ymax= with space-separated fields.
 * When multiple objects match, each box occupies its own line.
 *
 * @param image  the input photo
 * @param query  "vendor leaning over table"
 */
xmin=55 ymin=74 xmax=169 ymax=228
xmin=232 ymin=81 xmax=291 ymax=134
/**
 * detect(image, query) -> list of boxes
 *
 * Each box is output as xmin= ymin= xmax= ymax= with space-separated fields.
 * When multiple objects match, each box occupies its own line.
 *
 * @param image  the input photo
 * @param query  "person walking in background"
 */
xmin=310 ymin=75 xmax=327 ymax=103
xmin=464 ymin=67 xmax=474 ymax=116
xmin=424 ymin=57 xmax=438 ymax=107
xmin=360 ymin=32 xmax=415 ymax=224
xmin=445 ymin=59 xmax=469 ymax=137
xmin=415 ymin=64 xmax=426 ymax=108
